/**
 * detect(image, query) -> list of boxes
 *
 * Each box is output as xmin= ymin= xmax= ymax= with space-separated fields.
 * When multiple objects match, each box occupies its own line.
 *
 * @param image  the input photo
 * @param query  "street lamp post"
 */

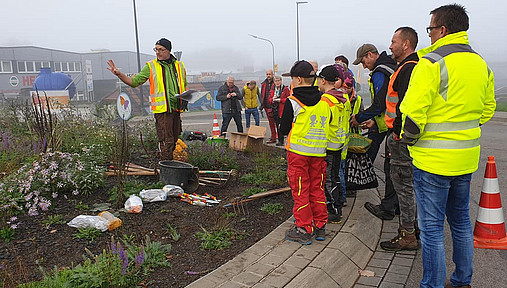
xmin=132 ymin=0 xmax=145 ymax=113
xmin=296 ymin=1 xmax=308 ymax=61
xmin=249 ymin=34 xmax=275 ymax=73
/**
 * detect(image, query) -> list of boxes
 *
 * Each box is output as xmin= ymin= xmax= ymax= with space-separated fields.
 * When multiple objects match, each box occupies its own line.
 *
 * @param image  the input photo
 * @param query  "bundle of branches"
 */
xmin=21 ymin=89 xmax=60 ymax=152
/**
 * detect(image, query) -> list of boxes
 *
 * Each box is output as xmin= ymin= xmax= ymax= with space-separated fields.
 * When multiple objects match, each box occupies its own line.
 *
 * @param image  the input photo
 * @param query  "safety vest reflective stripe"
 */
xmin=148 ymin=59 xmax=186 ymax=114
xmin=424 ymin=44 xmax=477 ymax=102
xmin=414 ymin=138 xmax=480 ymax=149
xmin=424 ymin=119 xmax=479 ymax=132
xmin=285 ymin=96 xmax=329 ymax=156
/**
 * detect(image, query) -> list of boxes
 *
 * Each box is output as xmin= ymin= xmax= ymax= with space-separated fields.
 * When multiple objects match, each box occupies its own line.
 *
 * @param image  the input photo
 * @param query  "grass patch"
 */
xmin=242 ymin=187 xmax=266 ymax=197
xmin=195 ymin=226 xmax=247 ymax=250
xmin=260 ymin=203 xmax=284 ymax=215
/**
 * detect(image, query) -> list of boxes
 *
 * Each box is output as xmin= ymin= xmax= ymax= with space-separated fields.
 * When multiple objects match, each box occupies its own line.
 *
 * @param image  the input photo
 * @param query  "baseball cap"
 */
xmin=352 ymin=43 xmax=378 ymax=65
xmin=282 ymin=60 xmax=316 ymax=78
xmin=318 ymin=65 xmax=342 ymax=82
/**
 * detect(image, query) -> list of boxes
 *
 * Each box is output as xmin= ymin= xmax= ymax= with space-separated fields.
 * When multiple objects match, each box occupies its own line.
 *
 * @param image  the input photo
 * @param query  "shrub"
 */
xmin=0 ymin=151 xmax=104 ymax=216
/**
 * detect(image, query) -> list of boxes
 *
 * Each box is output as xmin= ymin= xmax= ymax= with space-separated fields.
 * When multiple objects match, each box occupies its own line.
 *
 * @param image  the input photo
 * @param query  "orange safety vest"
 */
xmin=385 ymin=60 xmax=418 ymax=128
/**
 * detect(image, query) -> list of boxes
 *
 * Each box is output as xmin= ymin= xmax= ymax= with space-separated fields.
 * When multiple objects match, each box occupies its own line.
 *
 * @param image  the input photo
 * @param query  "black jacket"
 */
xmin=216 ymin=82 xmax=243 ymax=113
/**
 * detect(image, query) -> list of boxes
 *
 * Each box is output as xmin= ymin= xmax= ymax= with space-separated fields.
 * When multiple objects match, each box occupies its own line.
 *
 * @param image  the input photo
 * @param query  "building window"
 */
xmin=53 ymin=61 xmax=81 ymax=73
xmin=0 ymin=61 xmax=12 ymax=73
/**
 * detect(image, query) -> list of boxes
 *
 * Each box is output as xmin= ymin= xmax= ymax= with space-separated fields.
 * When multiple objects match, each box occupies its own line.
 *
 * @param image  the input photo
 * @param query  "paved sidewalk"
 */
xmin=186 ymin=177 xmax=408 ymax=287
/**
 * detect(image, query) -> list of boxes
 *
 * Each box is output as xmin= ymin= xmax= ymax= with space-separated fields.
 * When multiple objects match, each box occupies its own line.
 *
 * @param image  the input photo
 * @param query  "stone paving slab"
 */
xmin=186 ymin=178 xmax=419 ymax=288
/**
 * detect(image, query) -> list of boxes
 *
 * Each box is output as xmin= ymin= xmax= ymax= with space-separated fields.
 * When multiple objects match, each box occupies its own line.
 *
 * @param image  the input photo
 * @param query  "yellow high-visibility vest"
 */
xmin=285 ymin=96 xmax=331 ymax=157
xmin=400 ymin=31 xmax=496 ymax=176
xmin=321 ymin=93 xmax=347 ymax=151
xmin=148 ymin=59 xmax=186 ymax=113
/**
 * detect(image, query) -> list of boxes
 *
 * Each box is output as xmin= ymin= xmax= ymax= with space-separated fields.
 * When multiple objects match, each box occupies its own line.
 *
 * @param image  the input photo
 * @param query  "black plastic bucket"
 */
xmin=159 ymin=160 xmax=199 ymax=192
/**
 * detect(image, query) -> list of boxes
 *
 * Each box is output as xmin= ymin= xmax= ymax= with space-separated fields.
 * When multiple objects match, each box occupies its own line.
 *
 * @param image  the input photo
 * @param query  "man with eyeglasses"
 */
xmin=399 ymin=4 xmax=496 ymax=288
xmin=107 ymin=38 xmax=187 ymax=161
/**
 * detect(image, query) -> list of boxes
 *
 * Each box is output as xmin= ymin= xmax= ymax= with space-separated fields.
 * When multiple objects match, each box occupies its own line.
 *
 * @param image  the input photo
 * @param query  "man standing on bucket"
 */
xmin=107 ymin=38 xmax=187 ymax=161
xmin=400 ymin=4 xmax=496 ymax=288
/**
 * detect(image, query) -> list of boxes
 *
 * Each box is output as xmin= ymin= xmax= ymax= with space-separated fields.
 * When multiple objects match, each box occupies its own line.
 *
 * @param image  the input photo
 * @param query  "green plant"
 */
xmin=166 ymin=223 xmax=180 ymax=242
xmin=73 ymin=227 xmax=101 ymax=243
xmin=195 ymin=226 xmax=247 ymax=250
xmin=240 ymin=169 xmax=287 ymax=186
xmin=21 ymin=242 xmax=145 ymax=288
xmin=221 ymin=212 xmax=237 ymax=220
xmin=74 ymin=201 xmax=89 ymax=211
xmin=108 ymin=180 xmax=145 ymax=202
xmin=42 ymin=214 xmax=65 ymax=228
xmin=260 ymin=203 xmax=284 ymax=215
xmin=187 ymin=141 xmax=239 ymax=170
xmin=142 ymin=235 xmax=172 ymax=269
xmin=0 ymin=227 xmax=15 ymax=243
xmin=242 ymin=187 xmax=266 ymax=197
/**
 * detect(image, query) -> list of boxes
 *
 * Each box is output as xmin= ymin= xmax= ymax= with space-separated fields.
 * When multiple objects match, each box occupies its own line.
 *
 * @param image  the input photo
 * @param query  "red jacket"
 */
xmin=269 ymin=85 xmax=290 ymax=118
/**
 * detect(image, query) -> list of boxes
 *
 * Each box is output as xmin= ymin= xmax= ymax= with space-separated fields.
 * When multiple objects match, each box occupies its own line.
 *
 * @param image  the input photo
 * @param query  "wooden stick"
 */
xmin=248 ymin=187 xmax=291 ymax=199
xmin=200 ymin=177 xmax=228 ymax=181
xmin=198 ymin=178 xmax=221 ymax=185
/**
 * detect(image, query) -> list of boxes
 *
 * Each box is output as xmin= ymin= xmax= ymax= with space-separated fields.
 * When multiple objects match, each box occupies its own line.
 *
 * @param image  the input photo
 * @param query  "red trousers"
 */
xmin=266 ymin=109 xmax=277 ymax=140
xmin=287 ymin=151 xmax=328 ymax=234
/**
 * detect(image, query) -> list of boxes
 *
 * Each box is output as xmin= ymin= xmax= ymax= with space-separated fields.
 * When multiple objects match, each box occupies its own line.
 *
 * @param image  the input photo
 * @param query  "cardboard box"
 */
xmin=229 ymin=126 xmax=267 ymax=152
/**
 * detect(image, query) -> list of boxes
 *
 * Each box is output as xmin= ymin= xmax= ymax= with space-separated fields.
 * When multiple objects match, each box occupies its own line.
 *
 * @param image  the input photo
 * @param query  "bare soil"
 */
xmin=0 ymin=146 xmax=292 ymax=288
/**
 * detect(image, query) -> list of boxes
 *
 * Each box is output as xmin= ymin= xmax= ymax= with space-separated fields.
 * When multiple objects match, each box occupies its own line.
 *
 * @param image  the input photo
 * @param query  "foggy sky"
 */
xmin=2 ymin=0 xmax=506 ymax=74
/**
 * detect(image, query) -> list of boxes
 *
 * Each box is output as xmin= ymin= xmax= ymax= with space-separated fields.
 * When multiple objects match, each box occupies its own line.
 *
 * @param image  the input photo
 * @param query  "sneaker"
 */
xmin=444 ymin=280 xmax=471 ymax=288
xmin=343 ymin=200 xmax=347 ymax=207
xmin=313 ymin=225 xmax=326 ymax=241
xmin=364 ymin=202 xmax=395 ymax=220
xmin=328 ymin=212 xmax=342 ymax=224
xmin=285 ymin=225 xmax=312 ymax=245
xmin=276 ymin=141 xmax=284 ymax=146
xmin=267 ymin=139 xmax=277 ymax=144
xmin=380 ymin=228 xmax=419 ymax=251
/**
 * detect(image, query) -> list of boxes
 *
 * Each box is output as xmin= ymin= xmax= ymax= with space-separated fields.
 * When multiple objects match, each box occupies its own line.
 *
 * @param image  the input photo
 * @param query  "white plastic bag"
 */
xmin=139 ymin=189 xmax=167 ymax=202
xmin=124 ymin=195 xmax=143 ymax=213
xmin=163 ymin=184 xmax=184 ymax=197
xmin=67 ymin=215 xmax=109 ymax=232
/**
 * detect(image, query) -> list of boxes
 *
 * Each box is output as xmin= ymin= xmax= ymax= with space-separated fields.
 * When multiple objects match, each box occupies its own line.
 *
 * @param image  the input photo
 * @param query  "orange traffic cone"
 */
xmin=473 ymin=156 xmax=507 ymax=250
xmin=212 ymin=113 xmax=220 ymax=138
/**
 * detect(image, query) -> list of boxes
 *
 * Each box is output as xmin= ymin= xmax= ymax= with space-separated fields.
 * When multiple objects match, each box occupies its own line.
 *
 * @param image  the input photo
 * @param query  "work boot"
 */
xmin=365 ymin=202 xmax=395 ymax=220
xmin=380 ymin=228 xmax=419 ymax=251
xmin=313 ymin=224 xmax=326 ymax=241
xmin=444 ymin=280 xmax=471 ymax=288
xmin=285 ymin=225 xmax=312 ymax=245
xmin=276 ymin=141 xmax=284 ymax=146
xmin=328 ymin=212 xmax=342 ymax=224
